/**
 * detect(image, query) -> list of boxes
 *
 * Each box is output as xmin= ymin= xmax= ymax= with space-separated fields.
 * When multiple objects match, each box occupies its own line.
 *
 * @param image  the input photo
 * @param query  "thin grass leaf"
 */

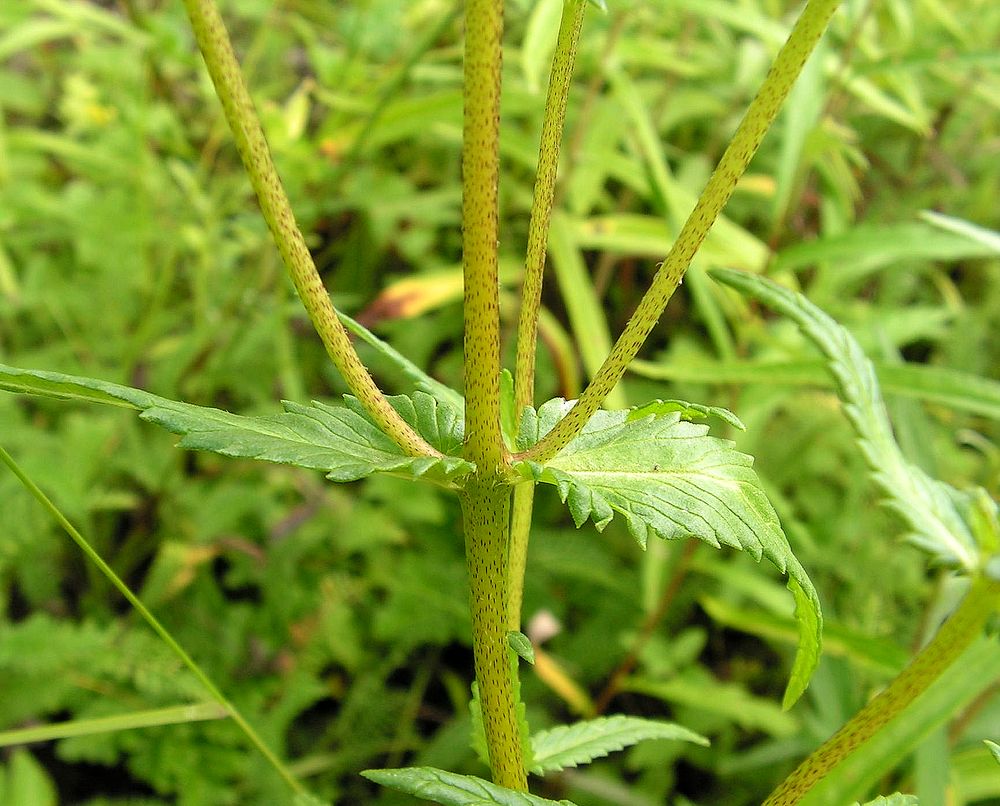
xmin=516 ymin=398 xmax=821 ymax=706
xmin=629 ymin=358 xmax=1000 ymax=421
xmin=529 ymin=716 xmax=708 ymax=775
xmin=338 ymin=311 xmax=465 ymax=411
xmin=0 ymin=703 xmax=227 ymax=747
xmin=711 ymin=269 xmax=980 ymax=570
xmin=0 ymin=364 xmax=472 ymax=484
xmin=361 ymin=768 xmax=578 ymax=805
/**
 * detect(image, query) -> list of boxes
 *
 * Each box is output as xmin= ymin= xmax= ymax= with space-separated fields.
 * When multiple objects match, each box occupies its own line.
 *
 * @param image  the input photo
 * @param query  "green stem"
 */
xmin=461 ymin=478 xmax=527 ymax=790
xmin=181 ymin=0 xmax=438 ymax=459
xmin=514 ymin=0 xmax=587 ymax=416
xmin=462 ymin=0 xmax=507 ymax=472
xmin=460 ymin=0 xmax=525 ymax=789
xmin=764 ymin=575 xmax=1000 ymax=805
xmin=0 ymin=445 xmax=308 ymax=797
xmin=518 ymin=0 xmax=842 ymax=464
xmin=506 ymin=482 xmax=535 ymax=631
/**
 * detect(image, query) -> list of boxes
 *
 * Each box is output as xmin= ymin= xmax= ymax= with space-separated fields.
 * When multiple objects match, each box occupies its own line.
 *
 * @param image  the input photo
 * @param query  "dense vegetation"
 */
xmin=1 ymin=1 xmax=998 ymax=804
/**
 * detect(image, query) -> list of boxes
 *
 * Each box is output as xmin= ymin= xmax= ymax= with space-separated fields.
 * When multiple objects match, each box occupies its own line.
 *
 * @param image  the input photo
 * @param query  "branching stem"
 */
xmin=182 ymin=0 xmax=438 ymax=459
xmin=514 ymin=0 xmax=588 ymax=416
xmin=518 ymin=0 xmax=841 ymax=464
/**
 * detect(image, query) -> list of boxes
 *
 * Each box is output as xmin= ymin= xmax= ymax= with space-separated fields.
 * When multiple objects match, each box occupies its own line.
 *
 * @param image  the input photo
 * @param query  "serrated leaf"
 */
xmin=516 ymin=398 xmax=821 ymax=704
xmin=710 ymin=269 xmax=981 ymax=571
xmin=529 ymin=716 xmax=707 ymax=775
xmin=361 ymin=767 xmax=578 ymax=805
xmin=986 ymin=739 xmax=1000 ymax=764
xmin=855 ymin=794 xmax=919 ymax=806
xmin=628 ymin=398 xmax=745 ymax=431
xmin=0 ymin=364 xmax=472 ymax=484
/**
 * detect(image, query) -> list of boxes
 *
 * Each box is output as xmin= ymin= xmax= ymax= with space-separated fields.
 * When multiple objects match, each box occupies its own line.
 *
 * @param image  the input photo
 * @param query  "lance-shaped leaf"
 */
xmin=529 ymin=715 xmax=708 ymax=775
xmin=515 ymin=399 xmax=821 ymax=706
xmin=361 ymin=768 xmax=578 ymax=806
xmin=710 ymin=268 xmax=981 ymax=571
xmin=0 ymin=364 xmax=471 ymax=483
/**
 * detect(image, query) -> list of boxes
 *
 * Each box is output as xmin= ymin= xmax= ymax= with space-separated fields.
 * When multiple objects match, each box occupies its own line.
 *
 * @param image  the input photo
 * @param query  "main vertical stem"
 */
xmin=461 ymin=0 xmax=526 ymax=791
xmin=462 ymin=0 xmax=505 ymax=469
xmin=461 ymin=479 xmax=527 ymax=790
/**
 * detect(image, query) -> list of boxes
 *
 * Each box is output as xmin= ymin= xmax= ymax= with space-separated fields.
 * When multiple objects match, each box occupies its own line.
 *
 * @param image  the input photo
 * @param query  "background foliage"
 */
xmin=1 ymin=0 xmax=998 ymax=803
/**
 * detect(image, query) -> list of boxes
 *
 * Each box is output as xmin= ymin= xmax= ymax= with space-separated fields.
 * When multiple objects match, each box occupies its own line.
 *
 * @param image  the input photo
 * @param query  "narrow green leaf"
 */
xmin=361 ymin=767 xmax=578 ymax=805
xmin=629 ymin=357 xmax=1000 ymax=422
xmin=529 ymin=715 xmax=707 ymax=775
xmin=516 ymin=398 xmax=821 ymax=703
xmin=507 ymin=631 xmax=535 ymax=665
xmin=856 ymin=796 xmax=919 ymax=806
xmin=711 ymin=270 xmax=981 ymax=571
xmin=338 ymin=311 xmax=465 ymax=411
xmin=0 ymin=703 xmax=226 ymax=747
xmin=0 ymin=365 xmax=472 ymax=484
xmin=919 ymin=210 xmax=1000 ymax=254
xmin=986 ymin=740 xmax=1000 ymax=764
xmin=622 ymin=676 xmax=798 ymax=736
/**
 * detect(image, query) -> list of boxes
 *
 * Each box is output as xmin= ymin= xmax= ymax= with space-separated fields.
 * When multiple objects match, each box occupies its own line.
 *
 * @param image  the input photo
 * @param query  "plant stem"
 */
xmin=0 ymin=445 xmax=308 ymax=797
xmin=763 ymin=575 xmax=1000 ymax=805
xmin=514 ymin=0 xmax=587 ymax=416
xmin=506 ymin=482 xmax=535 ymax=631
xmin=518 ymin=0 xmax=842 ymax=464
xmin=461 ymin=478 xmax=528 ymax=790
xmin=182 ymin=0 xmax=438 ymax=459
xmin=462 ymin=0 xmax=507 ymax=472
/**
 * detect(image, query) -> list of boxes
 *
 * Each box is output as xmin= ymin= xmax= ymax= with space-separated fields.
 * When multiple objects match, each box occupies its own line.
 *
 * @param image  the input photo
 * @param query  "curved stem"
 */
xmin=764 ymin=575 xmax=1000 ymax=805
xmin=182 ymin=0 xmax=438 ymax=459
xmin=514 ymin=0 xmax=588 ymax=416
xmin=462 ymin=478 xmax=527 ymax=790
xmin=518 ymin=0 xmax=842 ymax=464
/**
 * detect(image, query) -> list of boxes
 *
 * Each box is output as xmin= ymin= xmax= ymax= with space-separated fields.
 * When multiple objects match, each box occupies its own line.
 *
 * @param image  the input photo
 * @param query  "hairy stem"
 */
xmin=461 ymin=478 xmax=527 ymax=790
xmin=462 ymin=0 xmax=506 ymax=471
xmin=518 ymin=0 xmax=842 ymax=464
xmin=182 ymin=0 xmax=438 ymax=458
xmin=764 ymin=576 xmax=1000 ymax=805
xmin=514 ymin=0 xmax=588 ymax=415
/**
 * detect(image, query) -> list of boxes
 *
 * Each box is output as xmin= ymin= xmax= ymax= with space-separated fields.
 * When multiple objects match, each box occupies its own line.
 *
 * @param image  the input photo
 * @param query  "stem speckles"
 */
xmin=183 ymin=0 xmax=438 ymax=459
xmin=519 ymin=0 xmax=842 ymax=464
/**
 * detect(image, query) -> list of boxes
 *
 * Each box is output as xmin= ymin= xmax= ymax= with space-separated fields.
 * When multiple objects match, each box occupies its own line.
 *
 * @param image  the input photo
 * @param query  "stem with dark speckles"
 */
xmin=182 ymin=0 xmax=439 ymax=459
xmin=764 ymin=576 xmax=1000 ymax=805
xmin=461 ymin=477 xmax=527 ymax=790
xmin=461 ymin=0 xmax=526 ymax=789
xmin=518 ymin=0 xmax=841 ymax=464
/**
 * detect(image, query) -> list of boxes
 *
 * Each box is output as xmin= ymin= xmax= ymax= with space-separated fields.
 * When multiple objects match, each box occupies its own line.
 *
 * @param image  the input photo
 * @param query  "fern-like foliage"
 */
xmin=712 ymin=269 xmax=988 ymax=572
xmin=529 ymin=715 xmax=707 ymax=774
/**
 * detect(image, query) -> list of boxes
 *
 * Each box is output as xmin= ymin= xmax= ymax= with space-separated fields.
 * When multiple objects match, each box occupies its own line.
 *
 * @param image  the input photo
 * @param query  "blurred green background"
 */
xmin=0 ymin=0 xmax=998 ymax=803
